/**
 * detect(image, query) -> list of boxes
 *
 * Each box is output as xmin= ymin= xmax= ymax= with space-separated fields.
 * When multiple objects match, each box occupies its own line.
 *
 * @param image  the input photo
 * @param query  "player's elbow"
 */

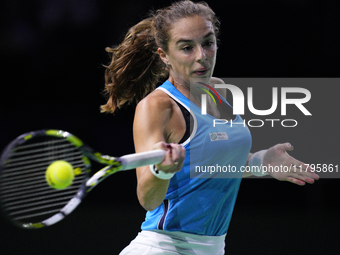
xmin=136 ymin=168 xmax=169 ymax=211
xmin=137 ymin=192 xmax=162 ymax=211
xmin=139 ymin=201 xmax=158 ymax=212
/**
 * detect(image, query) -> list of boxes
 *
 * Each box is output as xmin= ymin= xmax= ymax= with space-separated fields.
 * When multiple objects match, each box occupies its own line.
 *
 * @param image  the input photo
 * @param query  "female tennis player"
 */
xmin=101 ymin=1 xmax=319 ymax=254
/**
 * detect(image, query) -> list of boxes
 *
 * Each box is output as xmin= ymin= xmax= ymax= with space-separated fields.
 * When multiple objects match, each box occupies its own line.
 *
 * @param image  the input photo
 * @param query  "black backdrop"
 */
xmin=1 ymin=1 xmax=339 ymax=254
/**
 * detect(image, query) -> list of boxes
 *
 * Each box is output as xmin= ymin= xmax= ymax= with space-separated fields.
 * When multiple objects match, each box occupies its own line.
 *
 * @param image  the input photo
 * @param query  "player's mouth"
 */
xmin=193 ymin=68 xmax=210 ymax=76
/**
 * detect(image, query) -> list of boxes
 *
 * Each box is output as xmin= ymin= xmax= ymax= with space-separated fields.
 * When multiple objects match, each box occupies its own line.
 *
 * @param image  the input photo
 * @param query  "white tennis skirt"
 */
xmin=119 ymin=230 xmax=226 ymax=255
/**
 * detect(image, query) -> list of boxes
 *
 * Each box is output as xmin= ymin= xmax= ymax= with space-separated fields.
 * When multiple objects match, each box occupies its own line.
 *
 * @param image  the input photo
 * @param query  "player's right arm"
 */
xmin=133 ymin=91 xmax=185 ymax=211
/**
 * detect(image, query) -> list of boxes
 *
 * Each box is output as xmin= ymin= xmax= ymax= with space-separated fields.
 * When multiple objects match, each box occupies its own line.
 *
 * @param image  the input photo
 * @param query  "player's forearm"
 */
xmin=137 ymin=166 xmax=170 ymax=211
xmin=242 ymin=153 xmax=254 ymax=178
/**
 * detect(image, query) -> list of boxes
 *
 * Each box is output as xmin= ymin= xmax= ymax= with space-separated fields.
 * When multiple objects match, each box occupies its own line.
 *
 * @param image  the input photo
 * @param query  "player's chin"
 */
xmin=190 ymin=74 xmax=211 ymax=84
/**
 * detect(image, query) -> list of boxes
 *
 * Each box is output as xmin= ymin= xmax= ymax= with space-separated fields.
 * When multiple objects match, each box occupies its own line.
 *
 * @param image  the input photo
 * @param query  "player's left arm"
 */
xmin=243 ymin=143 xmax=320 ymax=186
xmin=242 ymin=153 xmax=254 ymax=178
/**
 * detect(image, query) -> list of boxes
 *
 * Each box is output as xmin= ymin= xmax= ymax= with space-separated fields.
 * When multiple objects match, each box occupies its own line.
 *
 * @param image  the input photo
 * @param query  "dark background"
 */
xmin=1 ymin=0 xmax=339 ymax=254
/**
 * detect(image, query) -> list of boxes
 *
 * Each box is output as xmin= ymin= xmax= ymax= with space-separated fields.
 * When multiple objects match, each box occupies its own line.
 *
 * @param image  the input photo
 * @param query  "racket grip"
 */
xmin=119 ymin=149 xmax=166 ymax=170
xmin=86 ymin=150 xmax=166 ymax=188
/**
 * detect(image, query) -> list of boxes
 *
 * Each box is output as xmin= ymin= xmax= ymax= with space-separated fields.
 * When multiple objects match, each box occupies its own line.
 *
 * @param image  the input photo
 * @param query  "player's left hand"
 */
xmin=263 ymin=143 xmax=320 ymax=186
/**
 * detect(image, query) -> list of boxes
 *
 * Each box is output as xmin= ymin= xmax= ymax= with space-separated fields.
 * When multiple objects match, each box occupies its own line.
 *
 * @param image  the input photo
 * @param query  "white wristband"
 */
xmin=248 ymin=150 xmax=269 ymax=177
xmin=149 ymin=165 xmax=175 ymax=180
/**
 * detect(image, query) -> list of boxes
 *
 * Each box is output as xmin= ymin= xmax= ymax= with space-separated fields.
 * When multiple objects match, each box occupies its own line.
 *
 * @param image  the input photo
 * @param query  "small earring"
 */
xmin=166 ymin=62 xmax=170 ymax=68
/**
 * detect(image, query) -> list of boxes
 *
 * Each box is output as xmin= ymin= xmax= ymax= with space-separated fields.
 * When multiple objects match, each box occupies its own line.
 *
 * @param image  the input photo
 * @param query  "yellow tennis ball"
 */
xmin=45 ymin=160 xmax=74 ymax=190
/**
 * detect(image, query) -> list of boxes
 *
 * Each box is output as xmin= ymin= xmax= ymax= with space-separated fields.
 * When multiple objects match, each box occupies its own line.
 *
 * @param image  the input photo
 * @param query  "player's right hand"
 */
xmin=152 ymin=142 xmax=186 ymax=174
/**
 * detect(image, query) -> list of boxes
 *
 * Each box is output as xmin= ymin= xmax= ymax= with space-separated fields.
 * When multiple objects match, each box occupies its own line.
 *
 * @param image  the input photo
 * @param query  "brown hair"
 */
xmin=101 ymin=0 xmax=219 ymax=113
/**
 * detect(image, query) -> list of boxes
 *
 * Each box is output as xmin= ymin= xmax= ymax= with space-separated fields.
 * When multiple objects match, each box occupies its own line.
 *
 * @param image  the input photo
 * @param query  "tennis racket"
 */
xmin=0 ymin=129 xmax=166 ymax=229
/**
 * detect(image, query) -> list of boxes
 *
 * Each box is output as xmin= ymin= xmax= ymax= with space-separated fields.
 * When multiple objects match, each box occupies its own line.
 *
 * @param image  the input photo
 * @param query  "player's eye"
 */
xmin=204 ymin=40 xmax=214 ymax=48
xmin=182 ymin=46 xmax=193 ymax=52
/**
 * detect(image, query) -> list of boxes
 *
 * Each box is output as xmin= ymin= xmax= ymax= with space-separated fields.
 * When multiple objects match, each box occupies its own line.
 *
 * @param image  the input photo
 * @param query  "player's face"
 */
xmin=159 ymin=15 xmax=217 ymax=88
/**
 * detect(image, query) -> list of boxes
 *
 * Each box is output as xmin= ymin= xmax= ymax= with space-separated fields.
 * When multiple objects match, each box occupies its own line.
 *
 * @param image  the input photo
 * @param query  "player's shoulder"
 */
xmin=210 ymin=77 xmax=226 ymax=98
xmin=210 ymin=77 xmax=224 ymax=85
xmin=136 ymin=89 xmax=174 ymax=114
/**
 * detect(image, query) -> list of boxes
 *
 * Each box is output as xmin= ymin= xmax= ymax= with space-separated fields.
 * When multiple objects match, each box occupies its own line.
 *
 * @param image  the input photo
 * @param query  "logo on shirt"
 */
xmin=209 ymin=132 xmax=229 ymax=141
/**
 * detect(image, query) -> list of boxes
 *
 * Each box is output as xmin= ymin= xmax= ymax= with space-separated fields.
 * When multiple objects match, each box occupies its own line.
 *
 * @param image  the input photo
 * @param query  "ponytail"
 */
xmin=101 ymin=17 xmax=168 ymax=113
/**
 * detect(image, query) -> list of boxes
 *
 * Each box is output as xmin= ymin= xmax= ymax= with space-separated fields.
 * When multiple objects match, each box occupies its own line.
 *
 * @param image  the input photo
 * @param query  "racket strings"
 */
xmin=9 ymin=199 xmax=74 ymax=216
xmin=1 ymin=158 xmax=85 ymax=184
xmin=1 ymin=177 xmax=85 ymax=201
xmin=1 ymin=178 xmax=84 ymax=202
xmin=15 ymin=209 xmax=68 ymax=221
xmin=11 ymin=138 xmax=66 ymax=151
xmin=5 ymin=145 xmax=83 ymax=166
xmin=3 ymin=189 xmax=78 ymax=207
xmin=0 ymin=136 xmax=89 ymax=225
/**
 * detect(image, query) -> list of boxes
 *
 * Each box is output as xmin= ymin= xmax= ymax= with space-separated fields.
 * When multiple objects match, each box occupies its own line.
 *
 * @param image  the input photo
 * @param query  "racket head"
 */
xmin=0 ymin=130 xmax=91 ymax=229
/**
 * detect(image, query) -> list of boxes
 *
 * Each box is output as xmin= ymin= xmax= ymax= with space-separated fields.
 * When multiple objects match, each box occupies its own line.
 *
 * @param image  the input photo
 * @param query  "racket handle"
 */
xmin=119 ymin=149 xmax=166 ymax=170
xmin=86 ymin=150 xmax=166 ymax=188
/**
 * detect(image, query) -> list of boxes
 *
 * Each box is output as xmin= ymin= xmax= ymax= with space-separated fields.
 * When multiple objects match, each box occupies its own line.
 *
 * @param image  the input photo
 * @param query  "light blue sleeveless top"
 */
xmin=141 ymin=80 xmax=252 ymax=236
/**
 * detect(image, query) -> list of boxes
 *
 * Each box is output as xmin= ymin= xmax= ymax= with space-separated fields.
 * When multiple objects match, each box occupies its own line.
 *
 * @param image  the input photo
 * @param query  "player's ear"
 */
xmin=158 ymin=48 xmax=168 ymax=66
